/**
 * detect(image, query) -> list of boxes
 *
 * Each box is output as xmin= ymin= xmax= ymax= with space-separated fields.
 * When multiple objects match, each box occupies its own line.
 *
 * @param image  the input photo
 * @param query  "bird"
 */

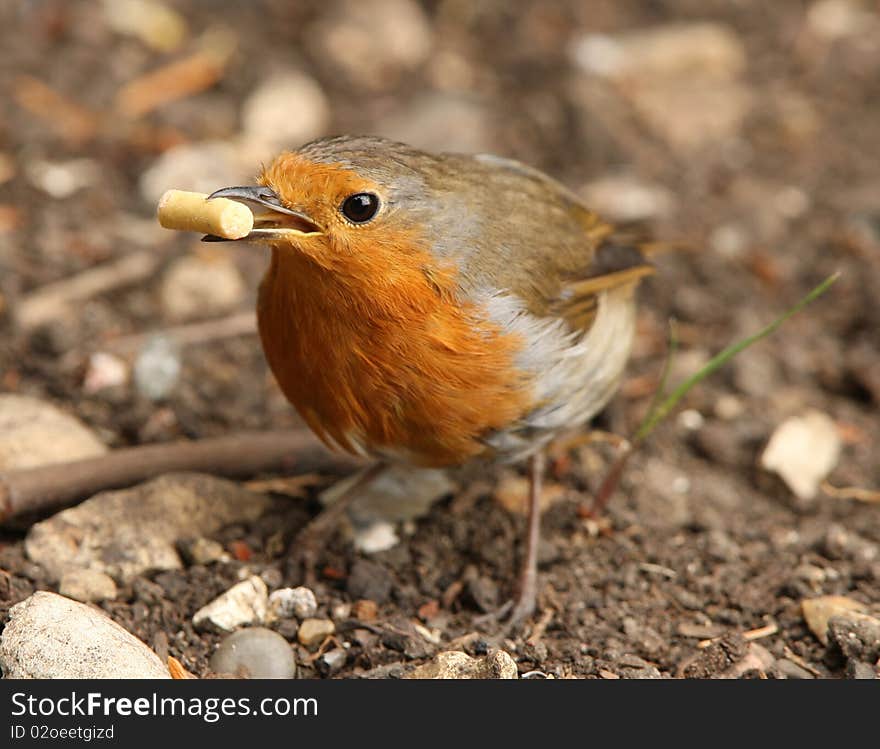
xmin=205 ymin=135 xmax=654 ymax=625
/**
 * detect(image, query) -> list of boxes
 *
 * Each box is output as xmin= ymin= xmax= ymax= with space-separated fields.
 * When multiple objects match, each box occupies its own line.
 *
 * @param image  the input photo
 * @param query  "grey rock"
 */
xmin=58 ymin=569 xmax=118 ymax=602
xmin=193 ymin=576 xmax=269 ymax=633
xmin=25 ymin=473 xmax=270 ymax=583
xmin=0 ymin=395 xmax=106 ymax=470
xmin=827 ymin=613 xmax=880 ymax=662
xmin=346 ymin=560 xmax=393 ymax=604
xmin=0 ymin=592 xmax=170 ymax=679
xmin=406 ymin=650 xmax=518 ymax=680
xmin=464 ymin=575 xmax=499 ymax=614
xmin=801 ymin=595 xmax=867 ymax=645
xmin=210 ymin=627 xmax=296 ymax=679
xmin=267 ymin=586 xmax=317 ymax=621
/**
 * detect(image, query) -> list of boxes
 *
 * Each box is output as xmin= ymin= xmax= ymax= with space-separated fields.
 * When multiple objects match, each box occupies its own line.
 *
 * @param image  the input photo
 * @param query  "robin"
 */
xmin=206 ymin=135 xmax=654 ymax=624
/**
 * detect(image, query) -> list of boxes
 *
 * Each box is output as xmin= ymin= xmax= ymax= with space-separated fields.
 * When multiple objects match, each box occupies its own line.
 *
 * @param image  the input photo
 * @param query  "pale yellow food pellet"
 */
xmin=157 ymin=189 xmax=254 ymax=240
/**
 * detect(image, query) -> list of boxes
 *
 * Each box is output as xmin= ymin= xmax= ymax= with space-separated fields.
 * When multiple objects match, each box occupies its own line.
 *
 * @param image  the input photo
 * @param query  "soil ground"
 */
xmin=1 ymin=0 xmax=879 ymax=678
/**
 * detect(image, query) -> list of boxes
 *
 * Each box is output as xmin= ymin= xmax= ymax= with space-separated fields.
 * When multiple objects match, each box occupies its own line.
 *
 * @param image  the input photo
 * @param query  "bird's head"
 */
xmin=206 ymin=136 xmax=467 ymax=288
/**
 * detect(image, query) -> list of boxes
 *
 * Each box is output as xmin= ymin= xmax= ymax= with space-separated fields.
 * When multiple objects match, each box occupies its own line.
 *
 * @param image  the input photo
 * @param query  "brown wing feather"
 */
xmin=442 ymin=153 xmax=653 ymax=333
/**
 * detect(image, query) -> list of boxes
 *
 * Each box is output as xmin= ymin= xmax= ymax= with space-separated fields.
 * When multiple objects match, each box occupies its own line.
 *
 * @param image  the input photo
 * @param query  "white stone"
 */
xmin=0 ymin=592 xmax=170 ymax=678
xmin=353 ymin=520 xmax=400 ymax=554
xmin=0 ymin=395 xmax=106 ymax=471
xmin=267 ymin=586 xmax=317 ymax=620
xmin=761 ymin=410 xmax=842 ymax=499
xmin=193 ymin=576 xmax=268 ymax=632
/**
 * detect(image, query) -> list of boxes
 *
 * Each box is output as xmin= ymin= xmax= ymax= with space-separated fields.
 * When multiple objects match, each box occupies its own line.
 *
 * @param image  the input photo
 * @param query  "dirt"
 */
xmin=1 ymin=0 xmax=879 ymax=678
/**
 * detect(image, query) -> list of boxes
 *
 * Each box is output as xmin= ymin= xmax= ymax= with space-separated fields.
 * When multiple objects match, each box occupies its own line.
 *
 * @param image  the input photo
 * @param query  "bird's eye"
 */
xmin=341 ymin=193 xmax=380 ymax=223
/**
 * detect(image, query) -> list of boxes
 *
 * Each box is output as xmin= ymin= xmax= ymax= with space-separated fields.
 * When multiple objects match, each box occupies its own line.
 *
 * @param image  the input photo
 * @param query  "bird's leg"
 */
xmin=291 ymin=461 xmax=389 ymax=585
xmin=506 ymin=450 xmax=546 ymax=626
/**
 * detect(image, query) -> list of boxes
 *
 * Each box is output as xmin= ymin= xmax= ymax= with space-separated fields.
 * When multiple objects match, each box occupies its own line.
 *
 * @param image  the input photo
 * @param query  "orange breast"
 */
xmin=257 ymin=247 xmax=533 ymax=467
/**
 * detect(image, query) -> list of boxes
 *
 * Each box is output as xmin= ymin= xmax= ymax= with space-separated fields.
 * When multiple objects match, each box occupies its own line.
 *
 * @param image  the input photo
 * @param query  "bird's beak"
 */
xmin=201 ymin=185 xmax=323 ymax=242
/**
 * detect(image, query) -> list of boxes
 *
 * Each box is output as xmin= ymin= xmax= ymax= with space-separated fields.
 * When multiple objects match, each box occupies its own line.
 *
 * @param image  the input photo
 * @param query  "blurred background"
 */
xmin=0 ymin=0 xmax=879 ymax=679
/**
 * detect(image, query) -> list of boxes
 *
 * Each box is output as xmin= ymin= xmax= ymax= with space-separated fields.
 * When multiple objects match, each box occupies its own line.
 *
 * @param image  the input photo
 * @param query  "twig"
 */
xmin=0 ymin=430 xmax=362 ymax=525
xmin=104 ymin=311 xmax=257 ymax=354
xmin=782 ymin=646 xmax=823 ymax=677
xmin=15 ymin=251 xmax=161 ymax=331
xmin=698 ymin=621 xmax=778 ymax=649
xmin=821 ymin=480 xmax=880 ymax=503
xmin=114 ymin=30 xmax=236 ymax=118
xmin=12 ymin=75 xmax=99 ymax=144
xmin=526 ymin=607 xmax=554 ymax=645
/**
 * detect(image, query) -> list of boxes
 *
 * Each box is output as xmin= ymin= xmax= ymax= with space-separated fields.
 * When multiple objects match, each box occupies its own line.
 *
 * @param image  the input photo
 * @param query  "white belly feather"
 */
xmin=482 ymin=285 xmax=637 ymax=461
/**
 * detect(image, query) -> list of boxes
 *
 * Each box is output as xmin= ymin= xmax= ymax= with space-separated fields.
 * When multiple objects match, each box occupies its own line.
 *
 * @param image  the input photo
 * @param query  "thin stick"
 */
xmin=15 ymin=251 xmax=161 ymax=331
xmin=0 ymin=430 xmax=361 ymax=524
xmin=104 ymin=311 xmax=257 ymax=354
xmin=821 ymin=480 xmax=880 ymax=503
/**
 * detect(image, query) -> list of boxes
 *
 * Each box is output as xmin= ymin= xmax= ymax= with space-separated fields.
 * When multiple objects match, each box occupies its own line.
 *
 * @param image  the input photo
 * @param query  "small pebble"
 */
xmin=827 ymin=613 xmax=880 ymax=662
xmin=346 ymin=559 xmax=392 ymax=604
xmin=268 ymin=586 xmax=317 ymax=620
xmin=260 ymin=567 xmax=283 ymax=590
xmin=761 ymin=410 xmax=841 ymax=500
xmin=352 ymin=598 xmax=378 ymax=621
xmin=193 ymin=576 xmax=268 ymax=632
xmin=178 ymin=537 xmax=228 ymax=565
xmin=464 ymin=575 xmax=499 ymax=614
xmin=210 ymin=627 xmax=296 ymax=679
xmin=58 ymin=569 xmax=118 ymax=602
xmin=319 ymin=647 xmax=348 ymax=676
xmin=297 ymin=618 xmax=335 ymax=649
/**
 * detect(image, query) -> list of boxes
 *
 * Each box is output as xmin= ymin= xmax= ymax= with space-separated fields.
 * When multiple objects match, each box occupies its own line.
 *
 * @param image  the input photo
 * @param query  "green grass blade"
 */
xmin=633 ymin=272 xmax=840 ymax=443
